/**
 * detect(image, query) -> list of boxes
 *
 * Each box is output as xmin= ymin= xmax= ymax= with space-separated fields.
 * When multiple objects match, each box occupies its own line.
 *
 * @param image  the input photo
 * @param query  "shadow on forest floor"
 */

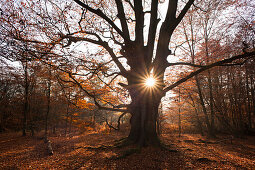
xmin=0 ymin=130 xmax=254 ymax=169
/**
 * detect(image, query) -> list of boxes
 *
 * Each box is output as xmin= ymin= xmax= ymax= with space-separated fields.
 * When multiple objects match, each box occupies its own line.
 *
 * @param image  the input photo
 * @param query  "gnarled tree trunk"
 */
xmin=127 ymin=79 xmax=164 ymax=146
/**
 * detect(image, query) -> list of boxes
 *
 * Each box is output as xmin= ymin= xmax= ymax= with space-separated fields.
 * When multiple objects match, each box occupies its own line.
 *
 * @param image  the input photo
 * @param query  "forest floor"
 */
xmin=0 ymin=130 xmax=254 ymax=169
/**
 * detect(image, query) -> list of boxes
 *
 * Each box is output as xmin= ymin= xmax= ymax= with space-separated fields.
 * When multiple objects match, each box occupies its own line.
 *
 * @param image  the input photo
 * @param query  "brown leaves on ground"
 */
xmin=0 ymin=131 xmax=254 ymax=169
xmin=162 ymin=134 xmax=255 ymax=169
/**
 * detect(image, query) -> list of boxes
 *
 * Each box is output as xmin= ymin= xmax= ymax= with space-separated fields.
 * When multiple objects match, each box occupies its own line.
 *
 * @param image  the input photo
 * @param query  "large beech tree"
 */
xmin=67 ymin=0 xmax=255 ymax=146
xmin=69 ymin=0 xmax=199 ymax=146
xmin=1 ymin=0 xmax=255 ymax=146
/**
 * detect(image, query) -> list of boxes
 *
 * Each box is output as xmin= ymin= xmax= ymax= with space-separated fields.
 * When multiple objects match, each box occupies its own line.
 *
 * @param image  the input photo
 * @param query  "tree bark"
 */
xmin=245 ymin=66 xmax=252 ymax=129
xmin=127 ymin=83 xmax=163 ymax=146
xmin=23 ymin=59 xmax=29 ymax=136
xmin=207 ymin=70 xmax=216 ymax=136
xmin=45 ymin=66 xmax=51 ymax=139
xmin=69 ymin=114 xmax=73 ymax=134
xmin=65 ymin=102 xmax=69 ymax=136
xmin=195 ymin=75 xmax=213 ymax=136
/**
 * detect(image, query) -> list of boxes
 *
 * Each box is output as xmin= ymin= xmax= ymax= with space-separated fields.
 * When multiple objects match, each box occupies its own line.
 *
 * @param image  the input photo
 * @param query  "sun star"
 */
xmin=145 ymin=77 xmax=156 ymax=87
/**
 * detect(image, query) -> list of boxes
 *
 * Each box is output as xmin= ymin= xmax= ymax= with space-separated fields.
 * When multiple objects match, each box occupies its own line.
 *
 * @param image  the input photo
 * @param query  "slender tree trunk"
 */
xmin=52 ymin=125 xmax=56 ymax=135
xmin=207 ymin=71 xmax=215 ymax=136
xmin=156 ymin=103 xmax=163 ymax=135
xmin=69 ymin=114 xmax=73 ymax=134
xmin=204 ymin=27 xmax=216 ymax=137
xmin=65 ymin=102 xmax=69 ymax=136
xmin=23 ymin=59 xmax=29 ymax=136
xmin=0 ymin=114 xmax=3 ymax=132
xmin=0 ymin=105 xmax=7 ymax=132
xmin=195 ymin=106 xmax=204 ymax=136
xmin=245 ymin=66 xmax=252 ymax=129
xmin=195 ymin=75 xmax=213 ymax=136
xmin=213 ymin=70 xmax=235 ymax=133
xmin=45 ymin=66 xmax=51 ymax=140
xmin=178 ymin=88 xmax=181 ymax=137
xmin=189 ymin=93 xmax=204 ymax=136
xmin=250 ymin=76 xmax=255 ymax=128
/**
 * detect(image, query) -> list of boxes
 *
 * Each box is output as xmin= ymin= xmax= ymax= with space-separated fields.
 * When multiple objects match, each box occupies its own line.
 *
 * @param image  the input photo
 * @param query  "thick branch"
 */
xmin=164 ymin=51 xmax=255 ymax=93
xmin=106 ymin=112 xmax=128 ymax=130
xmin=68 ymin=73 xmax=128 ymax=112
xmin=155 ymin=0 xmax=194 ymax=63
xmin=114 ymin=104 xmax=129 ymax=108
xmin=167 ymin=60 xmax=252 ymax=68
xmin=101 ymin=42 xmax=128 ymax=77
xmin=115 ymin=0 xmax=130 ymax=41
xmin=73 ymin=0 xmax=124 ymax=38
xmin=94 ymin=99 xmax=128 ymax=112
xmin=168 ymin=62 xmax=204 ymax=68
xmin=124 ymin=0 xmax=134 ymax=10
xmin=166 ymin=0 xmax=178 ymax=22
xmin=176 ymin=0 xmax=195 ymax=25
xmin=60 ymin=34 xmax=128 ymax=77
xmin=134 ymin=0 xmax=144 ymax=44
xmin=147 ymin=0 xmax=159 ymax=62
xmin=61 ymin=35 xmax=102 ymax=47
xmin=154 ymin=0 xmax=178 ymax=73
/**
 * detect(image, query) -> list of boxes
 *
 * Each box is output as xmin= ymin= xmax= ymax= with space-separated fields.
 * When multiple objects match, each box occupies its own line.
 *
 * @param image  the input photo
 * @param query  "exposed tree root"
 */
xmin=75 ymin=137 xmax=132 ymax=150
xmin=74 ymin=144 xmax=113 ymax=150
xmin=114 ymin=137 xmax=127 ymax=142
xmin=110 ymin=140 xmax=178 ymax=160
xmin=159 ymin=142 xmax=178 ymax=152
xmin=75 ymin=137 xmax=179 ymax=155
xmin=109 ymin=147 xmax=141 ymax=160
xmin=75 ymin=137 xmax=141 ymax=160
xmin=113 ymin=137 xmax=133 ymax=148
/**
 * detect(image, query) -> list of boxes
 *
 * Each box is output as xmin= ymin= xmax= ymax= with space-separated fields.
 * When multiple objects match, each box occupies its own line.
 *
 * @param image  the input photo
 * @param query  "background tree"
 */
xmin=169 ymin=0 xmax=255 ymax=136
xmin=1 ymin=0 xmax=255 ymax=146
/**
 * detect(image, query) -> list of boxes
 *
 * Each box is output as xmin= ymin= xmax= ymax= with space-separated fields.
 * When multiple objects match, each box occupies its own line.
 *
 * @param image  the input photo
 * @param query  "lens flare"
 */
xmin=145 ymin=77 xmax=156 ymax=87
